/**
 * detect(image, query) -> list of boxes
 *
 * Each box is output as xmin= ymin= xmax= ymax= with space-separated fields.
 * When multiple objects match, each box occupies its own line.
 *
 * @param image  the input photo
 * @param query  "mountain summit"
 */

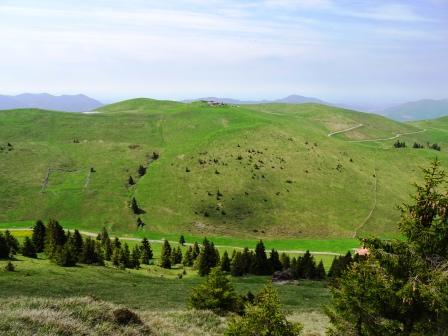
xmin=0 ymin=93 xmax=103 ymax=112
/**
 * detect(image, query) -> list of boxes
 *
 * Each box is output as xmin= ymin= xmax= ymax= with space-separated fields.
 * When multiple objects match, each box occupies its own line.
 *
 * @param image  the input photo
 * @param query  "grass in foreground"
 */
xmin=0 ymin=257 xmax=330 ymax=335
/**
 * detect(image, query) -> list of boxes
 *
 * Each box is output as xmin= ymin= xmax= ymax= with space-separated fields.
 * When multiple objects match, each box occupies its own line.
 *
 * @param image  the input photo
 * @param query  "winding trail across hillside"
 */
xmin=327 ymin=124 xmax=364 ymax=137
xmin=0 ymin=228 xmax=343 ymax=256
xmin=352 ymin=168 xmax=378 ymax=238
xmin=347 ymin=128 xmax=426 ymax=143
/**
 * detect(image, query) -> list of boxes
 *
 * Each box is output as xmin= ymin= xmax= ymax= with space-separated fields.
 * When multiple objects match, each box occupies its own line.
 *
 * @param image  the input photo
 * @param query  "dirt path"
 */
xmin=0 ymin=228 xmax=343 ymax=256
xmin=327 ymin=124 xmax=363 ymax=137
xmin=348 ymin=128 xmax=426 ymax=143
xmin=352 ymin=168 xmax=378 ymax=238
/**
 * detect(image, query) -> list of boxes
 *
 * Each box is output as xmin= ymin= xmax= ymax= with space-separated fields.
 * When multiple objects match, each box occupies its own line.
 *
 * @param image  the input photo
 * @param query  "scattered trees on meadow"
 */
xmin=326 ymin=160 xmax=448 ymax=335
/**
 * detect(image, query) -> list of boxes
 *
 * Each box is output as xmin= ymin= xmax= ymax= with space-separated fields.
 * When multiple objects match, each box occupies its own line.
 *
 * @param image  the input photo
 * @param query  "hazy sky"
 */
xmin=0 ymin=0 xmax=447 ymax=104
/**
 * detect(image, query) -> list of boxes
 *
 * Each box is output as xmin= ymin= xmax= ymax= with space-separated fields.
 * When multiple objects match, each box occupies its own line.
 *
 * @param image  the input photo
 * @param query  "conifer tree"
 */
xmin=55 ymin=243 xmax=77 ymax=267
xmin=230 ymin=251 xmax=245 ymax=276
xmin=189 ymin=267 xmax=242 ymax=314
xmin=4 ymin=230 xmax=19 ymax=255
xmin=104 ymin=237 xmax=113 ymax=261
xmin=120 ymin=243 xmax=131 ymax=268
xmin=220 ymin=250 xmax=231 ymax=272
xmin=128 ymin=176 xmax=135 ymax=185
xmin=269 ymin=249 xmax=283 ymax=272
xmin=241 ymin=247 xmax=253 ymax=274
xmin=32 ymin=219 xmax=46 ymax=252
xmin=183 ymin=246 xmax=194 ymax=266
xmin=192 ymin=241 xmax=200 ymax=260
xmin=0 ymin=233 xmax=10 ymax=259
xmin=179 ymin=235 xmax=186 ymax=246
xmin=130 ymin=245 xmax=141 ymax=269
xmin=280 ymin=252 xmax=291 ymax=270
xmin=130 ymin=197 xmax=141 ymax=214
xmin=22 ymin=237 xmax=37 ymax=258
xmin=112 ymin=246 xmax=121 ymax=267
xmin=138 ymin=165 xmax=146 ymax=176
xmin=171 ymin=246 xmax=182 ymax=265
xmin=225 ymin=285 xmax=302 ymax=335
xmin=113 ymin=237 xmax=121 ymax=250
xmin=252 ymin=240 xmax=271 ymax=275
xmin=72 ymin=229 xmax=83 ymax=255
xmin=140 ymin=238 xmax=153 ymax=264
xmin=97 ymin=227 xmax=109 ymax=246
xmin=198 ymin=238 xmax=219 ymax=276
xmin=315 ymin=260 xmax=326 ymax=280
xmin=80 ymin=237 xmax=97 ymax=264
xmin=44 ymin=219 xmax=66 ymax=259
xmin=160 ymin=239 xmax=172 ymax=269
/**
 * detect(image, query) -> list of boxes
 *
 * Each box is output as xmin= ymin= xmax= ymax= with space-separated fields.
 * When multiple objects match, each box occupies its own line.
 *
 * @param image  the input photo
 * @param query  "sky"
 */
xmin=0 ymin=0 xmax=447 ymax=105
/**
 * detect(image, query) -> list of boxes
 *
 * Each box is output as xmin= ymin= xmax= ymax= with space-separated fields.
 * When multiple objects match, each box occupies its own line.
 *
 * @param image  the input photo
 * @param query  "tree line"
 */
xmin=0 ymin=221 xmax=153 ymax=269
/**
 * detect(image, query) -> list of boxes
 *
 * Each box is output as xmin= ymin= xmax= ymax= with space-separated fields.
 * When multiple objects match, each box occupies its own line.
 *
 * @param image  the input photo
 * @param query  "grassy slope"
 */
xmin=1 ymin=100 xmax=447 ymax=243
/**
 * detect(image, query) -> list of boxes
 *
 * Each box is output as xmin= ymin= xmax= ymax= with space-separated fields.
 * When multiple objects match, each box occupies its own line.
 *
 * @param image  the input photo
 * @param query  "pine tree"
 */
xmin=44 ymin=219 xmax=66 ymax=259
xmin=55 ymin=243 xmax=77 ymax=267
xmin=269 ymin=249 xmax=283 ymax=272
xmin=130 ymin=197 xmax=141 ymax=215
xmin=225 ymin=285 xmax=302 ymax=336
xmin=230 ymin=251 xmax=245 ymax=276
xmin=138 ymin=165 xmax=146 ymax=176
xmin=183 ymin=246 xmax=194 ymax=266
xmin=197 ymin=238 xmax=219 ymax=276
xmin=189 ymin=267 xmax=242 ymax=314
xmin=192 ymin=241 xmax=200 ymax=260
xmin=32 ymin=219 xmax=46 ymax=252
xmin=104 ymin=237 xmax=113 ymax=261
xmin=296 ymin=250 xmax=316 ymax=279
xmin=130 ymin=245 xmax=141 ymax=269
xmin=22 ymin=237 xmax=37 ymax=258
xmin=136 ymin=217 xmax=145 ymax=228
xmin=80 ymin=237 xmax=97 ymax=264
xmin=280 ymin=252 xmax=291 ymax=270
xmin=113 ymin=237 xmax=121 ymax=250
xmin=220 ymin=250 xmax=231 ymax=272
xmin=252 ymin=240 xmax=271 ymax=275
xmin=179 ymin=235 xmax=186 ymax=246
xmin=0 ymin=233 xmax=10 ymax=259
xmin=171 ymin=246 xmax=182 ymax=265
xmin=112 ymin=246 xmax=121 ymax=267
xmin=72 ymin=229 xmax=83 ymax=255
xmin=160 ymin=239 xmax=172 ymax=269
xmin=241 ymin=247 xmax=253 ymax=274
xmin=140 ymin=238 xmax=153 ymax=264
xmin=128 ymin=176 xmax=135 ymax=185
xmin=315 ymin=260 xmax=326 ymax=280
xmin=120 ymin=243 xmax=131 ymax=268
xmin=97 ymin=227 xmax=109 ymax=246
xmin=4 ymin=230 xmax=19 ymax=255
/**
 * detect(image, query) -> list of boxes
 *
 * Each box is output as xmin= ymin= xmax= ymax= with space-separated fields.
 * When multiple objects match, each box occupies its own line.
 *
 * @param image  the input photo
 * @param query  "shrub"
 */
xmin=225 ymin=284 xmax=302 ymax=336
xmin=112 ymin=308 xmax=142 ymax=325
xmin=4 ymin=261 xmax=15 ymax=272
xmin=189 ymin=267 xmax=242 ymax=314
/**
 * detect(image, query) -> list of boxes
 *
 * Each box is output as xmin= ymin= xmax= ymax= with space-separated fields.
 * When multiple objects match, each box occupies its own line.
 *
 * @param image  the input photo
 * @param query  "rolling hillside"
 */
xmin=0 ymin=99 xmax=446 ymax=240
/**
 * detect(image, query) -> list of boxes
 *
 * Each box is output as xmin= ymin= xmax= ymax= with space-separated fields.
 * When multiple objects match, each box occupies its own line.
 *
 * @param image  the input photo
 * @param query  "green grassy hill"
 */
xmin=1 ymin=100 xmax=446 ymax=242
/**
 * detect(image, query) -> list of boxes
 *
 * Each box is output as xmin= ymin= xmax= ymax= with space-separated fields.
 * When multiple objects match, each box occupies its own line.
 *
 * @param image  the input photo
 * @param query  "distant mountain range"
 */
xmin=183 ymin=94 xmax=327 ymax=105
xmin=1 ymin=93 xmax=446 ymax=121
xmin=380 ymin=99 xmax=448 ymax=121
xmin=0 ymin=93 xmax=103 ymax=112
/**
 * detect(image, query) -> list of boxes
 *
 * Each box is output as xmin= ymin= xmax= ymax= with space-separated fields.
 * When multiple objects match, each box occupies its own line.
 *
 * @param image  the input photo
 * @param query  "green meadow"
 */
xmin=1 ymin=100 xmax=446 ymax=244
